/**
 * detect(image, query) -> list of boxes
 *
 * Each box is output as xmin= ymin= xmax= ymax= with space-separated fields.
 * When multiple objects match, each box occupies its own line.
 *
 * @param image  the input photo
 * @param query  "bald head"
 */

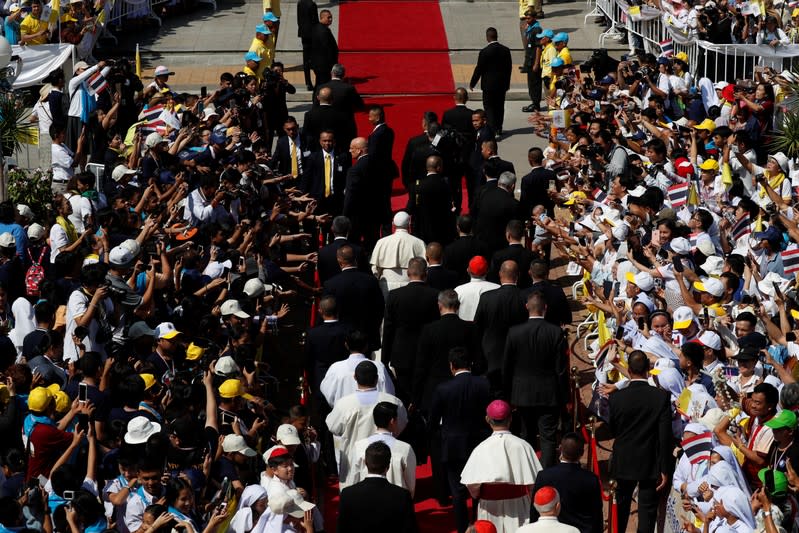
xmin=407 ymin=257 xmax=427 ymax=280
xmin=349 ymin=137 xmax=368 ymax=158
xmin=499 ymin=260 xmax=519 ymax=284
xmin=455 ymin=87 xmax=468 ymax=104
xmin=426 ymin=155 xmax=443 ymax=173
xmin=318 ymin=87 xmax=333 ymax=104
xmin=426 ymin=242 xmax=443 ymax=264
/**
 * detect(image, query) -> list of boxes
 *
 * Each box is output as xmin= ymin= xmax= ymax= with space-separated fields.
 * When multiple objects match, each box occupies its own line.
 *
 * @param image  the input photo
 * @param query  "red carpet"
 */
xmin=338 ymin=52 xmax=454 ymax=95
xmin=338 ymin=2 xmax=450 ymax=51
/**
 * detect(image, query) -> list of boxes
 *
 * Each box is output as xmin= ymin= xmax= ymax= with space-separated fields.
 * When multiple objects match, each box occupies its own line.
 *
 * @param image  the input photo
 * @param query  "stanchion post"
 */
xmin=607 ymin=479 xmax=617 ymax=533
xmin=571 ymin=366 xmax=579 ymax=431
xmin=586 ymin=415 xmax=595 ymax=470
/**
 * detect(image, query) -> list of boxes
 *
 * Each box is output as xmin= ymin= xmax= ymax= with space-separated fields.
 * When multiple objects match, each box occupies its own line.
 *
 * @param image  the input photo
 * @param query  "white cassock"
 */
xmin=460 ymin=431 xmax=543 ymax=533
xmin=515 ymin=516 xmax=580 ymax=533
xmin=454 ymin=278 xmax=500 ymax=321
xmin=319 ymin=353 xmax=395 ymax=407
xmin=370 ymin=229 xmax=427 ymax=293
xmin=325 ymin=389 xmax=407 ymax=486
xmin=347 ymin=430 xmax=417 ymax=495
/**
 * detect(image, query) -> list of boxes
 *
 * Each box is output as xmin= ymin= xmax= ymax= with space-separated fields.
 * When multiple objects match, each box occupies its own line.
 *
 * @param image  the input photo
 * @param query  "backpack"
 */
xmin=25 ymin=247 xmax=47 ymax=298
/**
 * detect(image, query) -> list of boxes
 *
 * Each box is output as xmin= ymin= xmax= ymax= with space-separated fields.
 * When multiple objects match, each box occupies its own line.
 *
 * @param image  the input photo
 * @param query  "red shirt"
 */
xmin=26 ymin=423 xmax=73 ymax=480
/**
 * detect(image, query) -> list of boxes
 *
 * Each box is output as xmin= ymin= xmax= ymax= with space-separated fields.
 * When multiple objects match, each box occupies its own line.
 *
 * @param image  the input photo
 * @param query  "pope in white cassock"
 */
xmin=461 ymin=399 xmax=542 ymax=533
xmin=326 ymin=361 xmax=407 ymax=487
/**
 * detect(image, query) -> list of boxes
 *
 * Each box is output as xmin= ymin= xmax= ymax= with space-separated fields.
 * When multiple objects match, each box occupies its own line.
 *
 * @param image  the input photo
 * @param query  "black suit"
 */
xmin=474 ymin=284 xmax=527 ymax=386
xmin=467 ymin=125 xmax=495 ymax=205
xmin=521 ymin=280 xmax=573 ymax=327
xmin=401 ymin=133 xmax=431 ymax=191
xmin=310 ymin=23 xmax=338 ymax=87
xmin=520 ymin=166 xmax=556 ymax=218
xmin=473 ymin=186 xmax=520 ymax=255
xmin=425 ymin=264 xmax=458 ymax=292
xmin=609 ymin=381 xmax=674 ymax=533
xmin=271 ymin=135 xmax=306 ymax=178
xmin=337 ymin=477 xmax=418 ymax=533
xmin=343 ymin=155 xmax=379 ymax=250
xmin=316 ymin=78 xmax=362 ymax=151
xmin=368 ymin=123 xmax=398 ymax=228
xmin=469 ymin=41 xmax=512 ymax=133
xmin=430 ymin=371 xmax=491 ymax=533
xmin=531 ymin=462 xmax=604 ymax=533
xmin=296 ymin=0 xmax=319 ymax=88
xmin=407 ymin=172 xmax=455 ymax=246
xmin=441 ymin=104 xmax=475 ymax=213
xmin=443 ymin=235 xmax=491 ymax=284
xmin=322 ymin=267 xmax=384 ymax=351
xmin=382 ymin=281 xmax=440 ymax=400
xmin=305 ymin=320 xmax=350 ymax=395
xmin=503 ymin=317 xmax=567 ymax=467
xmin=441 ymin=105 xmax=475 ymax=141
xmin=489 ymin=244 xmax=536 ymax=289
xmin=302 ymin=149 xmax=349 ymax=215
xmin=317 ymin=237 xmax=368 ymax=285
xmin=302 ymin=105 xmax=351 ymax=153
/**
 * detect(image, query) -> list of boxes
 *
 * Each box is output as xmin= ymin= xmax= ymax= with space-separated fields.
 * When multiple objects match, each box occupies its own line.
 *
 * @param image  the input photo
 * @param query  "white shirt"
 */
xmin=124 ymin=488 xmax=157 ymax=533
xmin=51 ymin=143 xmax=74 ymax=182
xmin=64 ymin=192 xmax=92 ymax=233
xmin=67 ymin=65 xmax=111 ymax=119
xmin=185 ymin=188 xmax=226 ymax=225
xmin=64 ymin=288 xmax=113 ymax=363
xmin=49 ymin=222 xmax=69 ymax=263
xmin=319 ymin=353 xmax=394 ymax=407
xmin=455 ymin=277 xmax=501 ymax=321
xmin=348 ymin=431 xmax=417 ymax=494
xmin=32 ymin=100 xmax=53 ymax=138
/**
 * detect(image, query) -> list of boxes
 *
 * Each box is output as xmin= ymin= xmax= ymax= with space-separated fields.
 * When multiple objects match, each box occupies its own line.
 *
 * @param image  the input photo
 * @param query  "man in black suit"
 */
xmin=407 ymin=155 xmax=455 ymax=247
xmin=401 ymin=111 xmax=437 ymax=191
xmin=322 ymin=244 xmax=384 ymax=351
xmin=466 ymin=110 xmax=494 ymax=207
xmin=473 ymin=171 xmax=520 ymax=255
xmin=443 ymin=215 xmax=491 ymax=284
xmin=469 ymin=27 xmax=512 ymax=136
xmin=382 ymin=257 xmax=440 ymax=401
xmin=337 ymin=441 xmax=418 ymax=533
xmin=425 ymin=243 xmax=458 ymax=291
xmin=531 ymin=433 xmax=604 ymax=533
xmin=343 ymin=137 xmax=378 ymax=250
xmin=367 ymin=105 xmax=398 ymax=234
xmin=310 ymin=9 xmax=338 ymax=88
xmin=316 ymin=64 xmax=362 ymax=150
xmin=520 ymin=146 xmax=555 ymax=219
xmin=488 ymin=220 xmax=536 ymax=288
xmin=305 ymin=295 xmax=349 ymax=396
xmin=429 ymin=348 xmax=490 ymax=533
xmin=271 ymin=117 xmax=306 ymax=179
xmin=474 ymin=261 xmax=527 ymax=392
xmin=302 ymin=130 xmax=349 ymax=215
xmin=503 ymin=291 xmax=567 ymax=468
xmin=303 ymin=88 xmax=350 ymax=153
xmin=521 ymin=259 xmax=572 ymax=327
xmin=296 ymin=0 xmax=318 ymax=90
xmin=441 ymin=88 xmax=474 ymax=214
xmin=609 ymin=350 xmax=673 ymax=533
xmin=317 ymin=216 xmax=368 ymax=284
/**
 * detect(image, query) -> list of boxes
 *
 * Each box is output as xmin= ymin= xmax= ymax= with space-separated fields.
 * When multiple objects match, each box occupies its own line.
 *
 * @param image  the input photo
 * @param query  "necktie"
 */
xmin=290 ymin=141 xmax=298 ymax=177
xmin=324 ymin=153 xmax=332 ymax=197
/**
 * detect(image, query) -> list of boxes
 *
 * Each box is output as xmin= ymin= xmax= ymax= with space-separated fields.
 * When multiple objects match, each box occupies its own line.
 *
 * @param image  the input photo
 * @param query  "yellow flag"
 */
xmin=48 ymin=0 xmax=60 ymax=25
xmin=755 ymin=214 xmax=763 ymax=233
xmin=629 ymin=5 xmax=641 ymax=15
xmin=677 ymin=387 xmax=693 ymax=416
xmin=688 ymin=182 xmax=700 ymax=206
xmin=721 ymin=161 xmax=733 ymax=188
xmin=135 ymin=44 xmax=142 ymax=79
xmin=597 ymin=311 xmax=612 ymax=346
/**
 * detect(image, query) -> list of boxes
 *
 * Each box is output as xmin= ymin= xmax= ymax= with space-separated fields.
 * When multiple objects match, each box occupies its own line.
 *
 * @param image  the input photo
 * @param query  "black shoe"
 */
xmin=522 ymin=104 xmax=539 ymax=112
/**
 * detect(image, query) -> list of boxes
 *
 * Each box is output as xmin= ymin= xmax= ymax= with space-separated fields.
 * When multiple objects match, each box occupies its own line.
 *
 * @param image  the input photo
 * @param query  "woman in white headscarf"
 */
xmin=710 ymin=446 xmax=750 ymax=496
xmin=709 ymin=485 xmax=756 ymax=532
xmin=699 ymin=77 xmax=720 ymax=113
xmin=229 ymin=485 xmax=269 ymax=533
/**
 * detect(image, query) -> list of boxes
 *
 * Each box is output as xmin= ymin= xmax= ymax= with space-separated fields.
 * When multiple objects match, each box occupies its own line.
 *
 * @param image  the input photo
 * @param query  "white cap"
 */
xmin=392 ymin=211 xmax=410 ymax=228
xmin=243 ymin=278 xmax=268 ymax=298
xmin=121 ymin=239 xmax=141 ymax=258
xmin=145 ymin=132 xmax=167 ymax=149
xmin=203 ymin=107 xmax=220 ymax=119
xmin=0 ymin=233 xmax=15 ymax=249
xmin=27 ymin=223 xmax=46 ymax=242
xmin=16 ymin=204 xmax=34 ymax=220
xmin=698 ymin=330 xmax=722 ymax=351
xmin=628 ymin=185 xmax=647 ymax=197
xmin=693 ymin=277 xmax=724 ymax=297
xmin=221 ymin=299 xmax=251 ymax=319
xmin=112 ymin=164 xmax=137 ymax=182
xmin=673 ymin=305 xmax=696 ymax=329
xmin=696 ymin=239 xmax=715 ymax=257
xmin=625 ymin=271 xmax=655 ymax=292
xmin=214 ymin=355 xmax=240 ymax=377
xmin=713 ymin=81 xmax=730 ymax=90
xmin=154 ymin=322 xmax=181 ymax=340
xmin=670 ymin=237 xmax=691 ymax=255
xmin=124 ymin=416 xmax=162 ymax=444
xmin=276 ymin=424 xmax=301 ymax=445
xmin=222 ymin=434 xmax=257 ymax=457
xmin=701 ymin=256 xmax=724 ymax=277
xmin=109 ymin=245 xmax=135 ymax=267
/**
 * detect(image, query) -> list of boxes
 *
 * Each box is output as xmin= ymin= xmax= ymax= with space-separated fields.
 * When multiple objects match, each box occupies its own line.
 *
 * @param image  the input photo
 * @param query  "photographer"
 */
xmin=263 ymin=62 xmax=297 ymax=148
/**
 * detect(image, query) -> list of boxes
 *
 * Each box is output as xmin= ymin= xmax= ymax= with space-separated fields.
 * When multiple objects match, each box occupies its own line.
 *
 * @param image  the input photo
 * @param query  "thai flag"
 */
xmin=731 ymin=216 xmax=751 ymax=241
xmin=681 ymin=431 xmax=712 ymax=465
xmin=87 ymin=71 xmax=107 ymax=95
xmin=139 ymin=119 xmax=165 ymax=135
xmin=782 ymin=248 xmax=799 ymax=275
xmin=592 ymin=188 xmax=608 ymax=204
xmin=138 ymin=105 xmax=164 ymax=123
xmin=688 ymin=232 xmax=699 ymax=250
xmin=668 ymin=182 xmax=690 ymax=208
xmin=660 ymin=39 xmax=674 ymax=57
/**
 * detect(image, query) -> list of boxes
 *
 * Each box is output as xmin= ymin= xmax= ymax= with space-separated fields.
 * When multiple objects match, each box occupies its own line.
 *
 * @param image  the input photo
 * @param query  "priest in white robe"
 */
xmin=370 ymin=211 xmax=426 ymax=296
xmin=320 ymin=332 xmax=394 ymax=407
xmin=326 ymin=361 xmax=407 ymax=486
xmin=461 ymin=399 xmax=542 ymax=533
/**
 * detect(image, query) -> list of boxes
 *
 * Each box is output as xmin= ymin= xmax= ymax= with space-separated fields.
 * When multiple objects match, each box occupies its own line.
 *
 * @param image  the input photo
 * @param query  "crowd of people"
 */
xmin=4 ymin=0 xmax=799 ymax=529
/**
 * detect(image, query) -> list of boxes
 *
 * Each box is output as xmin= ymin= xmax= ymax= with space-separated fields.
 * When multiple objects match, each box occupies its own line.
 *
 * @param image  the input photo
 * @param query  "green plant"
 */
xmin=0 ymin=92 xmax=36 ymax=158
xmin=7 ymin=168 xmax=54 ymax=218
xmin=771 ymin=75 xmax=799 ymax=158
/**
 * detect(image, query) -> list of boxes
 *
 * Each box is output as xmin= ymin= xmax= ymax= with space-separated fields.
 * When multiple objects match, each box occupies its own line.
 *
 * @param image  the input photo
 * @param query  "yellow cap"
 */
xmin=563 ymin=191 xmax=587 ymax=206
xmin=699 ymin=159 xmax=719 ymax=171
xmin=28 ymin=387 xmax=53 ymax=413
xmin=792 ymin=7 xmax=799 ymax=16
xmin=54 ymin=391 xmax=70 ymax=413
xmin=649 ymin=368 xmax=662 ymax=375
xmin=185 ymin=342 xmax=204 ymax=361
xmin=694 ymin=118 xmax=716 ymax=132
xmin=218 ymin=379 xmax=255 ymax=401
xmin=139 ymin=373 xmax=157 ymax=391
xmin=46 ymin=383 xmax=61 ymax=395
xmin=675 ymin=52 xmax=689 ymax=64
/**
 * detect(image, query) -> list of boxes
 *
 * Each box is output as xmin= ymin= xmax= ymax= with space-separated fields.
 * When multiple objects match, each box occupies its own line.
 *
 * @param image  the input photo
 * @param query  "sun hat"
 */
xmin=153 ymin=65 xmax=174 ymax=77
xmin=124 ymin=416 xmax=162 ymax=444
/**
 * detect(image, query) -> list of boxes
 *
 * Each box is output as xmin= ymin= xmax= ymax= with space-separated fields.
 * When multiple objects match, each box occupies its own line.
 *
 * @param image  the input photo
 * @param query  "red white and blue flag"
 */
xmin=731 ymin=216 xmax=751 ymax=241
xmin=87 ymin=71 xmax=108 ymax=95
xmin=138 ymin=105 xmax=164 ymax=123
xmin=681 ymin=431 xmax=712 ymax=465
xmin=592 ymin=187 xmax=609 ymax=204
xmin=660 ymin=39 xmax=674 ymax=57
xmin=668 ymin=182 xmax=690 ymax=208
xmin=782 ymin=248 xmax=799 ymax=275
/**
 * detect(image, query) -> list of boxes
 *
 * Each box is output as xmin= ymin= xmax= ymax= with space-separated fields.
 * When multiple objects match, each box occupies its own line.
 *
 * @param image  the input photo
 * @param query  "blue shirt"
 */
xmin=3 ymin=18 xmax=20 ymax=45
xmin=0 ymin=223 xmax=27 ymax=258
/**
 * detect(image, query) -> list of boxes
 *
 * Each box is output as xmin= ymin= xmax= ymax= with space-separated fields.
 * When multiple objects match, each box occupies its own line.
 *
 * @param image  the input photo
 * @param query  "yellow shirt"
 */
xmin=20 ymin=14 xmax=48 ymax=45
xmin=557 ymin=47 xmax=572 ymax=65
xmin=249 ymin=37 xmax=273 ymax=79
xmin=263 ymin=0 xmax=281 ymax=17
xmin=541 ymin=43 xmax=557 ymax=78
xmin=243 ymin=65 xmax=261 ymax=81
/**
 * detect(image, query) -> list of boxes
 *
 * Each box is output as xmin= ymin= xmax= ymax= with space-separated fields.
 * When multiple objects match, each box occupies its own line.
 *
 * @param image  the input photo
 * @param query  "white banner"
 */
xmin=696 ymin=39 xmax=799 ymax=58
xmin=11 ymin=43 xmax=75 ymax=89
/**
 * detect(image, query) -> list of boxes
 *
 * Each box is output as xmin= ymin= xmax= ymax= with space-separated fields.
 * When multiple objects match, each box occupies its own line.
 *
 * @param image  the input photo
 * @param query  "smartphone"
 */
xmin=638 ymin=317 xmax=645 ymax=329
xmin=723 ymin=365 xmax=740 ymax=378
xmin=585 ymin=281 xmax=594 ymax=298
xmin=615 ymin=326 xmax=625 ymax=340
xmin=74 ymin=326 xmax=89 ymax=340
xmin=201 ymin=86 xmax=207 ymax=99
xmin=239 ymin=256 xmax=246 ymax=271
xmin=221 ymin=412 xmax=236 ymax=425
xmin=568 ymin=222 xmax=575 ymax=237
xmin=703 ymin=308 xmax=710 ymax=328
xmin=144 ymin=264 xmax=153 ymax=271
xmin=765 ymin=468 xmax=776 ymax=494
xmin=548 ymin=179 xmax=556 ymax=192
xmin=78 ymin=382 xmax=88 ymax=403
xmin=672 ymin=256 xmax=684 ymax=273
xmin=62 ymin=490 xmax=75 ymax=501
xmin=773 ymin=282 xmax=783 ymax=299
